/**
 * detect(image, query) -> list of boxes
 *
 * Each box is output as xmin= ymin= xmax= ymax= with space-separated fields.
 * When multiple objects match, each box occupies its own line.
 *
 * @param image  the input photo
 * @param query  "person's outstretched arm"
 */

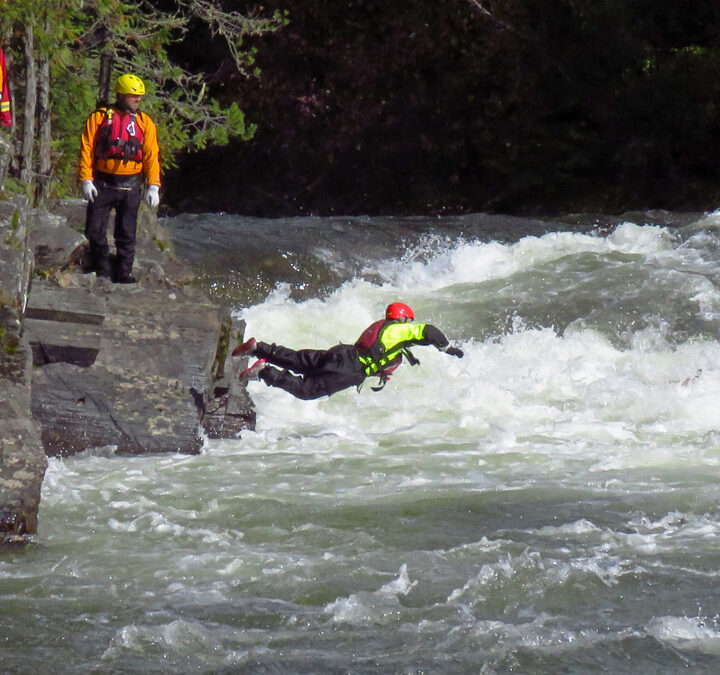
xmin=422 ymin=324 xmax=464 ymax=358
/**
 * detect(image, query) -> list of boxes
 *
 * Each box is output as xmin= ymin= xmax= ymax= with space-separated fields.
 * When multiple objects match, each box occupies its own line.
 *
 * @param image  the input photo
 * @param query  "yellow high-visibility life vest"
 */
xmin=356 ymin=321 xmax=427 ymax=377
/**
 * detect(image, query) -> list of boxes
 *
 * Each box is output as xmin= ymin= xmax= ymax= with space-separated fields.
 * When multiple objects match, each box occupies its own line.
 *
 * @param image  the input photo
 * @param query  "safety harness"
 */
xmin=94 ymin=107 xmax=144 ymax=163
xmin=355 ymin=320 xmax=420 ymax=392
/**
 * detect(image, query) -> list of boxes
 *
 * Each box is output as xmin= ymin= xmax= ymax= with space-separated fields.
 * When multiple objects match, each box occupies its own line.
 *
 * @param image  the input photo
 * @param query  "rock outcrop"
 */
xmin=0 ymin=196 xmax=255 ymax=543
xmin=0 ymin=198 xmax=47 ymax=543
xmin=28 ymin=277 xmax=227 ymax=455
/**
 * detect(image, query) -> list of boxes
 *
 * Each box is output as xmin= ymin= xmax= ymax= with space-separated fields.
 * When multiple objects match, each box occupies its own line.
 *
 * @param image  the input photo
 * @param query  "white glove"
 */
xmin=145 ymin=184 xmax=160 ymax=208
xmin=81 ymin=180 xmax=98 ymax=202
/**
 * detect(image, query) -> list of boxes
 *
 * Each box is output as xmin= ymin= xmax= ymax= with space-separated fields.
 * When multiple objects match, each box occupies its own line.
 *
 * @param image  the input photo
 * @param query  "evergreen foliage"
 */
xmin=0 ymin=0 xmax=283 ymax=201
xmin=3 ymin=1 xmax=720 ymax=215
xmin=164 ymin=0 xmax=720 ymax=216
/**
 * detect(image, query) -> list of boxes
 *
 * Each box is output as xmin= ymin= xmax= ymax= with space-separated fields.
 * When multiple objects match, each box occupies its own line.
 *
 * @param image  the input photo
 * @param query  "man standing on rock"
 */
xmin=78 ymin=73 xmax=161 ymax=283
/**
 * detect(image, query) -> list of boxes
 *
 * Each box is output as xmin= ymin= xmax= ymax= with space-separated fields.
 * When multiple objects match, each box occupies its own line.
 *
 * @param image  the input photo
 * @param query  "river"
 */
xmin=3 ymin=210 xmax=720 ymax=672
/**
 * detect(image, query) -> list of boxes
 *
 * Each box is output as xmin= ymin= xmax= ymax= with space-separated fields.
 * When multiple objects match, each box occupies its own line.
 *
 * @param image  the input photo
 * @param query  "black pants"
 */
xmin=255 ymin=342 xmax=366 ymax=400
xmin=85 ymin=172 xmax=143 ymax=278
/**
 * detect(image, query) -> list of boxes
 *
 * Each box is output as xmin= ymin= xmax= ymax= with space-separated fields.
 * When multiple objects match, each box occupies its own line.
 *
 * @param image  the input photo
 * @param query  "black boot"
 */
xmin=88 ymin=243 xmax=111 ymax=278
xmin=95 ymin=255 xmax=111 ymax=279
xmin=114 ymin=256 xmax=136 ymax=284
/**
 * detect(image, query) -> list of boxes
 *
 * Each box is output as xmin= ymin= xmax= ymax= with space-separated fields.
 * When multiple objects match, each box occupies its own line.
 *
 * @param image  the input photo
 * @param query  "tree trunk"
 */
xmin=98 ymin=50 xmax=114 ymax=108
xmin=20 ymin=21 xmax=37 ymax=187
xmin=36 ymin=36 xmax=51 ymax=205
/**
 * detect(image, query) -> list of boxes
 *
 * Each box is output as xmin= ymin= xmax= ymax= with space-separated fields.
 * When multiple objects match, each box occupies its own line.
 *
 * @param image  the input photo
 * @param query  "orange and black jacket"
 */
xmin=78 ymin=106 xmax=161 ymax=187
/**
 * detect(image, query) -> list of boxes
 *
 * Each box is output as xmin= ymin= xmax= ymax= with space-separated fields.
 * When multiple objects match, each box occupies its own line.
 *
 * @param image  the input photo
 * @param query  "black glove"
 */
xmin=444 ymin=346 xmax=464 ymax=359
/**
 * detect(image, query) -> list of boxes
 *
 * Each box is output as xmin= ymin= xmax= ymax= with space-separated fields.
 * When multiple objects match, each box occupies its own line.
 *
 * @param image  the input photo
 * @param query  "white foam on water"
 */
xmin=324 ymin=563 xmax=417 ymax=625
xmin=367 ymin=222 xmax=676 ymax=292
xmin=647 ymin=616 xmax=720 ymax=655
xmin=101 ymin=618 xmax=260 ymax=665
xmin=459 ymin=614 xmax=634 ymax=655
xmin=19 ymin=220 xmax=720 ymax=673
xmin=236 ymin=291 xmax=720 ymax=487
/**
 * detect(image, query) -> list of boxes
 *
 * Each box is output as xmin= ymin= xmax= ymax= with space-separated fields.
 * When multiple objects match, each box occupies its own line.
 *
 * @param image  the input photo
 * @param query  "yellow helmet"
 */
xmin=115 ymin=73 xmax=146 ymax=96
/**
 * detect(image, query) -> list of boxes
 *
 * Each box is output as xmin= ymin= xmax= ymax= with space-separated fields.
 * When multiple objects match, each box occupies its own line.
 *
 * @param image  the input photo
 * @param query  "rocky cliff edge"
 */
xmin=0 ymin=197 xmax=255 ymax=545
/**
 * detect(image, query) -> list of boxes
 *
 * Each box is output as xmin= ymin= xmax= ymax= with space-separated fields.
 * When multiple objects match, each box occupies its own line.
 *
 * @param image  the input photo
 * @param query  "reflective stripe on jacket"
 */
xmin=0 ymin=48 xmax=11 ymax=127
xmin=78 ymin=107 xmax=161 ymax=186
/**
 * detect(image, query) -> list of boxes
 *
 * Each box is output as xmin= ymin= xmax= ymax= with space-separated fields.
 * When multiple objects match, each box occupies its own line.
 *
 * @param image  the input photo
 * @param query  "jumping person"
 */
xmin=233 ymin=302 xmax=464 ymax=400
xmin=78 ymin=73 xmax=161 ymax=283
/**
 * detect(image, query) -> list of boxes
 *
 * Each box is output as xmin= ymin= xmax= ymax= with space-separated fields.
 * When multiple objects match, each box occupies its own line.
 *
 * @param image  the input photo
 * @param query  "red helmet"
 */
xmin=386 ymin=302 xmax=414 ymax=321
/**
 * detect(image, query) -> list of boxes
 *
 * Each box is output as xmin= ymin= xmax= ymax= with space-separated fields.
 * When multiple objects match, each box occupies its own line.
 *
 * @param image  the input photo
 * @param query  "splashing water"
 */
xmin=4 ymin=213 xmax=720 ymax=672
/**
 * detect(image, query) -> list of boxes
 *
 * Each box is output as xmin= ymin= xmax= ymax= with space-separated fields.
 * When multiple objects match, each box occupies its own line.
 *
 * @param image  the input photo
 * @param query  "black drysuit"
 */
xmin=252 ymin=323 xmax=450 ymax=400
xmin=255 ymin=342 xmax=366 ymax=400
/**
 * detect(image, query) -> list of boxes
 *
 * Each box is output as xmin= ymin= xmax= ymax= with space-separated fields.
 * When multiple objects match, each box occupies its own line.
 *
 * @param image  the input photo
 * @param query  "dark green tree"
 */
xmin=0 ymin=0 xmax=284 ymax=202
xmin=165 ymin=0 xmax=720 ymax=216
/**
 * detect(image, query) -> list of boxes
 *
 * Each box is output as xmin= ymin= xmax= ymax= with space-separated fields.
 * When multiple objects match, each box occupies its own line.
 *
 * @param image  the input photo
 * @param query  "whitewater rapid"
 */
xmin=240 ymin=220 xmax=720 ymax=456
xmin=4 ymin=213 xmax=720 ymax=672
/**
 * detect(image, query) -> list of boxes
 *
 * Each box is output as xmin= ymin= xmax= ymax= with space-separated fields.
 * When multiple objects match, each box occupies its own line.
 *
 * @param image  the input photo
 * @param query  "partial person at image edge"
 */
xmin=78 ymin=73 xmax=161 ymax=284
xmin=233 ymin=302 xmax=464 ymax=400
